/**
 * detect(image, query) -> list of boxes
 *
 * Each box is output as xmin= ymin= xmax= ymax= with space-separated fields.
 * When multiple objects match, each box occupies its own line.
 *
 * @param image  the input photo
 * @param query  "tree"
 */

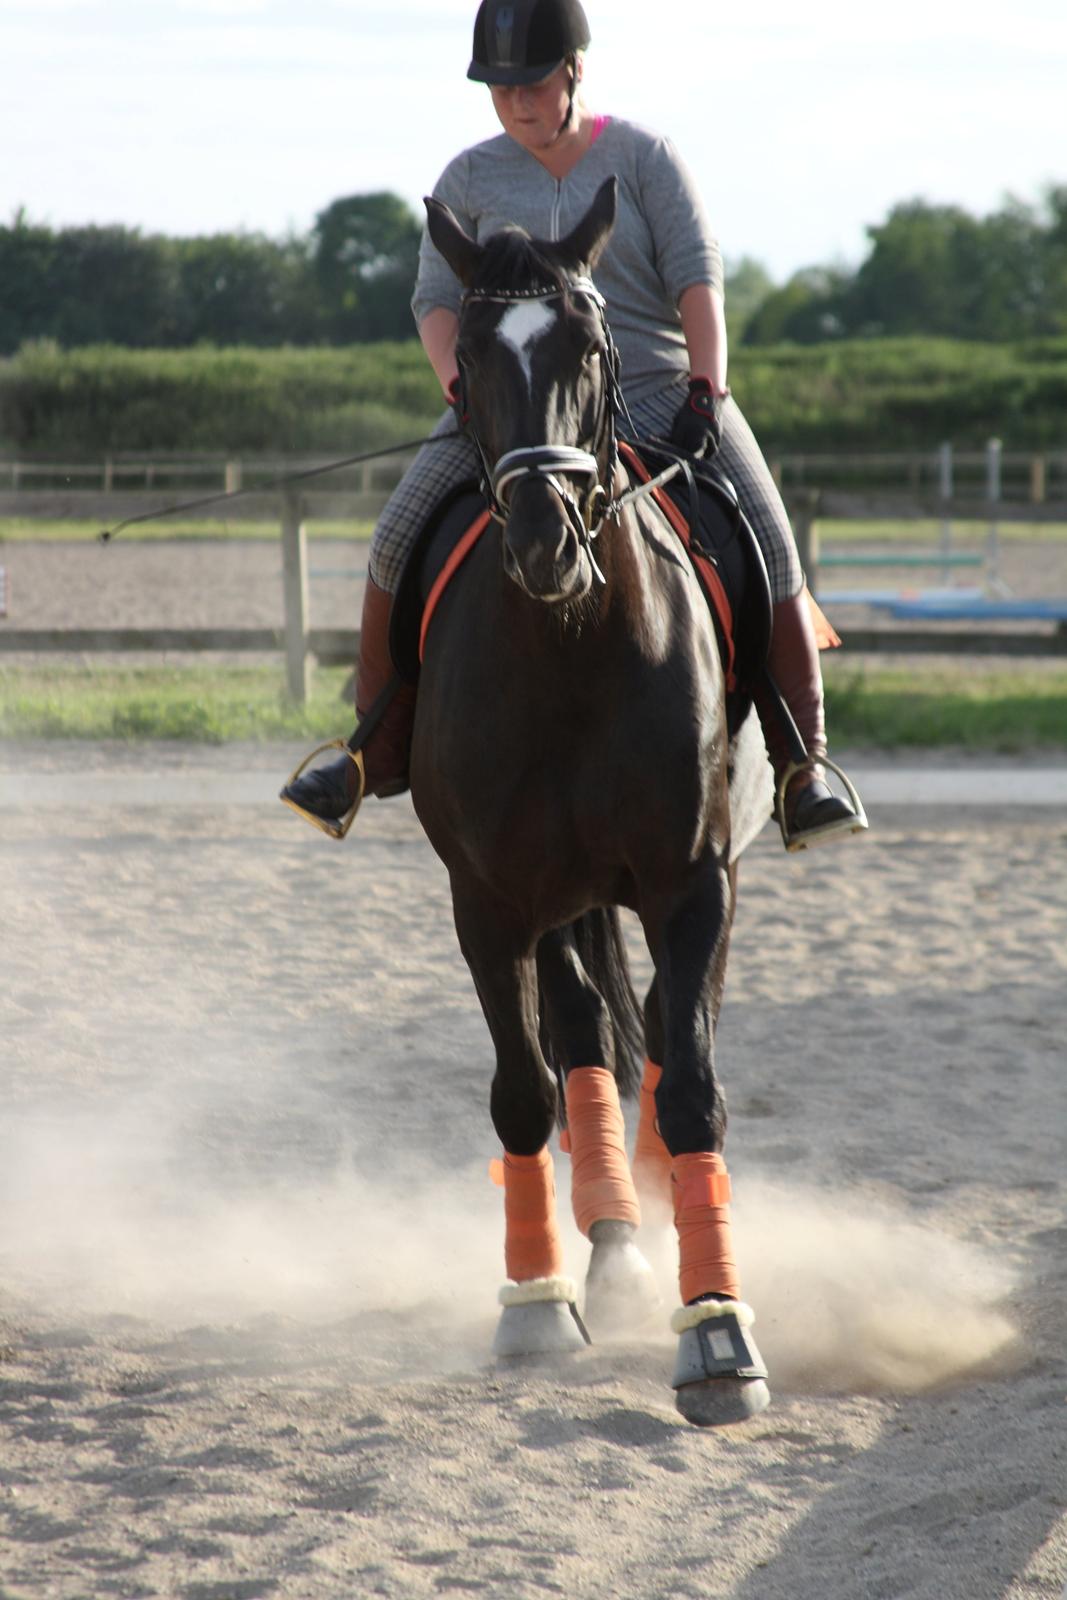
xmin=840 ymin=201 xmax=970 ymax=337
xmin=742 ymin=267 xmax=849 ymax=345
xmin=173 ymin=234 xmax=318 ymax=346
xmin=840 ymin=197 xmax=1064 ymax=341
xmin=311 ymin=192 xmax=422 ymax=342
xmin=723 ymin=256 xmax=775 ymax=340
xmin=0 ymin=219 xmax=178 ymax=352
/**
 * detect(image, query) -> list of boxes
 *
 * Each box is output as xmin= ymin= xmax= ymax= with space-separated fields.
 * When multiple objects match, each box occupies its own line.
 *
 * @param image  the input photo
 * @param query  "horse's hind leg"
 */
xmin=451 ymin=889 xmax=586 ymax=1358
xmin=536 ymin=927 xmax=659 ymax=1336
xmin=631 ymin=978 xmax=674 ymax=1224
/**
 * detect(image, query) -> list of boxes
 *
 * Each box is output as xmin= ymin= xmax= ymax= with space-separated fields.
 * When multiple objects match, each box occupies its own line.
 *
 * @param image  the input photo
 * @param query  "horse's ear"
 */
xmin=555 ymin=177 xmax=617 ymax=273
xmin=424 ymin=197 xmax=482 ymax=287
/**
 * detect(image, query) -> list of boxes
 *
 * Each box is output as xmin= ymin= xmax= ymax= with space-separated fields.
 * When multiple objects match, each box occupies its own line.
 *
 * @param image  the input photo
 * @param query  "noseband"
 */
xmin=458 ymin=277 xmax=624 ymax=580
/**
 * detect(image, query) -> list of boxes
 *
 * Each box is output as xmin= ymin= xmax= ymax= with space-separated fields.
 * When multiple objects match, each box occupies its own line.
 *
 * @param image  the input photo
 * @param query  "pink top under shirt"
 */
xmin=590 ymin=114 xmax=611 ymax=146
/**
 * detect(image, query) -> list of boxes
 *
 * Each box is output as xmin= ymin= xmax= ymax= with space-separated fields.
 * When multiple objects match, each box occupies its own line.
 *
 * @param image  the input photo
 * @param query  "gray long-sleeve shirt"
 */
xmin=412 ymin=118 xmax=723 ymax=405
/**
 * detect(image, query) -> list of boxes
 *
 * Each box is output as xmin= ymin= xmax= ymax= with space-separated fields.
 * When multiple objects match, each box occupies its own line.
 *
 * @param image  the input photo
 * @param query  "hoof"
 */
xmin=584 ymin=1220 xmax=661 ymax=1336
xmin=492 ymin=1277 xmax=590 ymax=1359
xmin=675 ymin=1375 xmax=771 ymax=1427
xmin=671 ymin=1300 xmax=771 ymax=1429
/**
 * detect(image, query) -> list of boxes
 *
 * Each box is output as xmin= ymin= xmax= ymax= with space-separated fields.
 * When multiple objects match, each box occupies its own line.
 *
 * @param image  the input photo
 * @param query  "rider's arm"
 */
xmin=678 ymin=282 xmax=729 ymax=393
xmin=418 ymin=307 xmax=460 ymax=397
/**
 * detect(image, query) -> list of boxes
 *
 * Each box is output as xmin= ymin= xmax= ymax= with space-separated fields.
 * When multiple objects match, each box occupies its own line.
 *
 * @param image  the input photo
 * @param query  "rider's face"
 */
xmin=489 ymin=60 xmax=576 ymax=150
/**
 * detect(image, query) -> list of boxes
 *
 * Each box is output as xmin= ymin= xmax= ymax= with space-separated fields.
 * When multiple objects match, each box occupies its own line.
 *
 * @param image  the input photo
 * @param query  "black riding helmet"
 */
xmin=468 ymin=0 xmax=591 ymax=86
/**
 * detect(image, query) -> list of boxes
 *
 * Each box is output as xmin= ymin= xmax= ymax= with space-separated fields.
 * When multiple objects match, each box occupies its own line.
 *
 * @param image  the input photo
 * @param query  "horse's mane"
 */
xmin=471 ymin=227 xmax=568 ymax=296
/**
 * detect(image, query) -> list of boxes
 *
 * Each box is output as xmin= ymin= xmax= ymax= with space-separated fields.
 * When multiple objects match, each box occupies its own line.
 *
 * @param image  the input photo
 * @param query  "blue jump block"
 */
xmin=884 ymin=598 xmax=1067 ymax=622
xmin=821 ymin=586 xmax=986 ymax=609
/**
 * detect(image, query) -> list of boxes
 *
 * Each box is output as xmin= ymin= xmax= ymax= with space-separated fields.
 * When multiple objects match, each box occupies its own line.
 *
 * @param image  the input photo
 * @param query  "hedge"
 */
xmin=3 ymin=335 xmax=1066 ymax=456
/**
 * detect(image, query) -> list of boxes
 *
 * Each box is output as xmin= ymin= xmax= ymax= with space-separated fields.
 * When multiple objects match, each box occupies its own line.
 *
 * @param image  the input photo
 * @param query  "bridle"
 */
xmin=457 ymin=276 xmax=626 ymax=583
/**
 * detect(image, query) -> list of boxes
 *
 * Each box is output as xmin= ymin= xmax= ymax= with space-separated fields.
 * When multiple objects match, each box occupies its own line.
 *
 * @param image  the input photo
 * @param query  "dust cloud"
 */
xmin=0 ymin=1096 xmax=505 ymax=1333
xmin=0 ymin=1098 xmax=1019 ymax=1396
xmin=732 ymin=1176 xmax=1021 ymax=1394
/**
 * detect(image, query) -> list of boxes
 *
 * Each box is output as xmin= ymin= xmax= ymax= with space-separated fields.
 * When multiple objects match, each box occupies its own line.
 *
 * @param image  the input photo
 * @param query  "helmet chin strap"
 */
xmin=550 ymin=53 xmax=578 ymax=143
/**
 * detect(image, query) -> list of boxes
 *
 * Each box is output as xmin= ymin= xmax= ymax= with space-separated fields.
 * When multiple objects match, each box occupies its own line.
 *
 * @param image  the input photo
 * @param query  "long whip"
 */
xmin=96 ymin=435 xmax=443 ymax=543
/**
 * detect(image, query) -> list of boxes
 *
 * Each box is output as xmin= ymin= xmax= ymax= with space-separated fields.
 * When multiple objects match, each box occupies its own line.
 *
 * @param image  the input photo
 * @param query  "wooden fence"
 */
xmin=3 ymin=441 xmax=1065 ymax=502
xmin=2 ymin=450 xmax=1067 ymax=700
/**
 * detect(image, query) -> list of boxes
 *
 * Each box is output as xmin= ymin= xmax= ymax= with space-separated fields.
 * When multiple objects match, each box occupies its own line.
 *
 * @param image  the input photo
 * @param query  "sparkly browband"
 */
xmin=461 ymin=276 xmax=605 ymax=307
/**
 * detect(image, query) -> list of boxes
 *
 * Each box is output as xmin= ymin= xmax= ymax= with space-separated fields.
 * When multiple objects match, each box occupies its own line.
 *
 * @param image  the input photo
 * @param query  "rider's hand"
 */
xmin=446 ymin=374 xmax=470 ymax=430
xmin=670 ymin=376 xmax=728 ymax=459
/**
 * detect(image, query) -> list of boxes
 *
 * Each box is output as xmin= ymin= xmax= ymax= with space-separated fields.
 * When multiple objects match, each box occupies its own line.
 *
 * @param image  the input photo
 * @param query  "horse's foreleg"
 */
xmin=644 ymin=857 xmax=770 ymax=1425
xmin=536 ymin=929 xmax=658 ymax=1335
xmin=451 ymin=892 xmax=586 ymax=1357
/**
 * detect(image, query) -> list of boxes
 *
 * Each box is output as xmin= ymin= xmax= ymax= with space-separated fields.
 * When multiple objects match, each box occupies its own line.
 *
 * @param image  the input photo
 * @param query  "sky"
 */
xmin=3 ymin=0 xmax=1066 ymax=283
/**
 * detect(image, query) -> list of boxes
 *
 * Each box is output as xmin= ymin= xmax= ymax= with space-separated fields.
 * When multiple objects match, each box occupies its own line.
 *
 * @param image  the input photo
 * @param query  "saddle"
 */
xmin=388 ymin=445 xmax=774 ymax=736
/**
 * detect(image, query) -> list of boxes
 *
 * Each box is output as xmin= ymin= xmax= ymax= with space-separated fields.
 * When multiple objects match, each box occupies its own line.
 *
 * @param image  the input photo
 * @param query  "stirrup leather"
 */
xmin=280 ymin=740 xmax=365 ymax=841
xmin=775 ymin=757 xmax=869 ymax=852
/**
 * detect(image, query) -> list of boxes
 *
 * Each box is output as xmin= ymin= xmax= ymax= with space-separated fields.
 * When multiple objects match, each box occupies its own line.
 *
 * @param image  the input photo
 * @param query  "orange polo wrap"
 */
xmin=632 ymin=1059 xmax=674 ymax=1212
xmin=672 ymin=1151 xmax=741 ymax=1304
xmin=564 ymin=1067 xmax=641 ymax=1237
xmin=502 ymin=1148 xmax=564 ymax=1283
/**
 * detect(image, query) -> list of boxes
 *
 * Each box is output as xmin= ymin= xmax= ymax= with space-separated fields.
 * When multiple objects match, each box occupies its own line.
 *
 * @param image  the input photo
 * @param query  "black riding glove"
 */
xmin=446 ymin=375 xmax=470 ymax=430
xmin=670 ymin=377 xmax=728 ymax=459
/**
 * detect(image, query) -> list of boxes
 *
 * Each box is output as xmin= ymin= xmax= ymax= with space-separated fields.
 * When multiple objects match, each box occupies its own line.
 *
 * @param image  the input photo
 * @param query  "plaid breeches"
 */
xmin=368 ymin=376 xmax=801 ymax=601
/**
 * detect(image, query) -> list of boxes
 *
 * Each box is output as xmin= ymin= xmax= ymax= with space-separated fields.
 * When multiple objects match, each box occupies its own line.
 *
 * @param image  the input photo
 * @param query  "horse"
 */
xmin=410 ymin=177 xmax=772 ymax=1426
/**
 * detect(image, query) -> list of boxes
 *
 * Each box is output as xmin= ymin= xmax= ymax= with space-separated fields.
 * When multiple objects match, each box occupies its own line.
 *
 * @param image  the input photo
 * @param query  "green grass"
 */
xmin=0 ymin=663 xmax=355 ymax=742
xmin=2 ymin=658 xmax=1065 ymax=749
xmin=823 ymin=660 xmax=1067 ymax=749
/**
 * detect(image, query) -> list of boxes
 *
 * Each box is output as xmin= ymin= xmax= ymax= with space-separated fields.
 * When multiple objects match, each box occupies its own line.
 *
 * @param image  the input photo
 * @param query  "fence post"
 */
xmin=1030 ymin=455 xmax=1046 ymax=504
xmin=985 ymin=437 xmax=1004 ymax=595
xmin=225 ymin=460 xmax=242 ymax=495
xmin=790 ymin=489 xmax=821 ymax=595
xmin=938 ymin=442 xmax=953 ymax=584
xmin=280 ymin=487 xmax=310 ymax=704
xmin=103 ymin=456 xmax=113 ymax=492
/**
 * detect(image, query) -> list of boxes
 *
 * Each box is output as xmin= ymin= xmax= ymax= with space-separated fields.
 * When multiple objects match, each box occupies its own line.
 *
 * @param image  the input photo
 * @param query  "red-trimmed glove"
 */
xmin=446 ymin=374 xmax=470 ymax=429
xmin=670 ymin=376 xmax=729 ymax=459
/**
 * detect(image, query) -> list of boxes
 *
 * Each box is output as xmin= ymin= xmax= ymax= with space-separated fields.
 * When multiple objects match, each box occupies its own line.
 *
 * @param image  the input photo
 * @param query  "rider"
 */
xmin=285 ymin=0 xmax=864 ymax=850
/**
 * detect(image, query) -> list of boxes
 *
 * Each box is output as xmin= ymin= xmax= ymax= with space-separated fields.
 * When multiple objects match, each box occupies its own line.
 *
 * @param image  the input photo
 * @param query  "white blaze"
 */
xmin=496 ymin=299 xmax=557 ymax=390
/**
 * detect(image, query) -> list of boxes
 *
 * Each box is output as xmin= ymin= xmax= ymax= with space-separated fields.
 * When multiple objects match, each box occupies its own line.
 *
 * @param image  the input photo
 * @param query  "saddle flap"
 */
xmin=389 ymin=482 xmax=488 ymax=683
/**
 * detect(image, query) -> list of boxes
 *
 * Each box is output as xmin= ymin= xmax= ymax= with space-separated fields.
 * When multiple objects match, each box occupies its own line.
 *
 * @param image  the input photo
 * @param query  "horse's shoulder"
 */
xmin=622 ymin=440 xmax=773 ymax=711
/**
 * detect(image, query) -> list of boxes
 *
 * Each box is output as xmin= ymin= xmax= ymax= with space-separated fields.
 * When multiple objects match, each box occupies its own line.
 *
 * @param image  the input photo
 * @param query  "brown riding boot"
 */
xmin=354 ymin=577 xmax=418 ymax=798
xmin=756 ymin=592 xmax=867 ymax=851
xmin=280 ymin=576 xmax=417 ymax=828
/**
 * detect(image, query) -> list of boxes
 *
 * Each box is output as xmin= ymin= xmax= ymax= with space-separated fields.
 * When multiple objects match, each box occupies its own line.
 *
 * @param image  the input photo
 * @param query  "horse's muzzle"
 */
xmin=502 ymin=487 xmax=592 ymax=605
